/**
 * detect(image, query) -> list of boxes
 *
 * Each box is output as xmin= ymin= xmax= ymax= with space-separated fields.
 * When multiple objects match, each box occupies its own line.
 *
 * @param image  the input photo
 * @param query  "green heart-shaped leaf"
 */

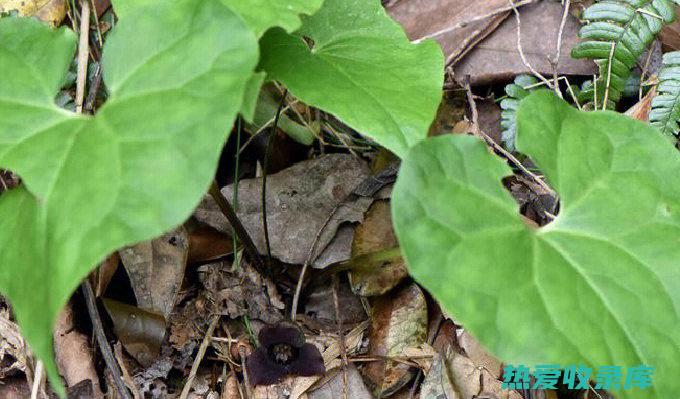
xmin=259 ymin=0 xmax=443 ymax=158
xmin=221 ymin=0 xmax=324 ymax=37
xmin=392 ymin=91 xmax=680 ymax=399
xmin=0 ymin=0 xmax=258 ymax=393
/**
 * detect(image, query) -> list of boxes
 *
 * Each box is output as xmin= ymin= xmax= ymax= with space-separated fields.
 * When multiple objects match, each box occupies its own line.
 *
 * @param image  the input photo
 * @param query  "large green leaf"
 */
xmin=220 ymin=0 xmax=324 ymax=37
xmin=392 ymin=91 xmax=680 ymax=399
xmin=259 ymin=0 xmax=443 ymax=158
xmin=0 ymin=0 xmax=258 ymax=393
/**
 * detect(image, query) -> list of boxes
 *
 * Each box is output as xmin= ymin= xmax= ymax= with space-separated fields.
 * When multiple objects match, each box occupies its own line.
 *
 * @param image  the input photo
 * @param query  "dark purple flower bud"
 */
xmin=246 ymin=322 xmax=325 ymax=386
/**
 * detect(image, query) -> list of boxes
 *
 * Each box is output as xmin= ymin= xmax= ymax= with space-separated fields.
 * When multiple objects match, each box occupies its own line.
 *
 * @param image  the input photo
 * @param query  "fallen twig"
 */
xmin=30 ymin=361 xmax=43 ymax=399
xmin=507 ymin=0 xmax=554 ymax=89
xmin=550 ymin=0 xmax=570 ymax=98
xmin=74 ymin=3 xmax=130 ymax=395
xmin=209 ymin=181 xmax=268 ymax=277
xmin=261 ymin=89 xmax=288 ymax=266
xmin=332 ymin=274 xmax=349 ymax=399
xmin=412 ymin=0 xmax=538 ymax=44
xmin=179 ymin=316 xmax=219 ymax=399
xmin=464 ymin=80 xmax=556 ymax=196
xmin=75 ymin=0 xmax=90 ymax=113
xmin=82 ymin=281 xmax=132 ymax=399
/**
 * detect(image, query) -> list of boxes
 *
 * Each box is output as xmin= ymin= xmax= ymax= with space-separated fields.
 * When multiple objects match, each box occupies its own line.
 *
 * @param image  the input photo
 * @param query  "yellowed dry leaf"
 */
xmin=0 ymin=0 xmax=66 ymax=26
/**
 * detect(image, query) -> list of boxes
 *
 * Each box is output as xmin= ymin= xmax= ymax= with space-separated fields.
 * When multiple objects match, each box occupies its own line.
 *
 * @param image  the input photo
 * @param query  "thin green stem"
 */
xmin=232 ymin=117 xmax=242 ymax=267
xmin=261 ymin=88 xmax=288 ymax=266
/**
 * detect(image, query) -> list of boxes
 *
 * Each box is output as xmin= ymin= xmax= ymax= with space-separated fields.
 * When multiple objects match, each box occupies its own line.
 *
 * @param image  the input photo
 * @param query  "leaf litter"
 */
xmin=1 ymin=0 xmax=676 ymax=398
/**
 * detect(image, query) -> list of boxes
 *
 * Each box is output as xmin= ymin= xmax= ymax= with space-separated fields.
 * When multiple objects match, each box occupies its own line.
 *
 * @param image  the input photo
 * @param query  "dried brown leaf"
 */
xmin=119 ymin=226 xmax=188 ymax=319
xmin=387 ymin=0 xmax=511 ymax=65
xmin=102 ymin=299 xmax=166 ymax=368
xmin=454 ymin=1 xmax=595 ymax=84
xmin=195 ymin=154 xmax=372 ymax=265
xmin=363 ymin=284 xmax=428 ymax=397
xmin=350 ymin=200 xmax=407 ymax=296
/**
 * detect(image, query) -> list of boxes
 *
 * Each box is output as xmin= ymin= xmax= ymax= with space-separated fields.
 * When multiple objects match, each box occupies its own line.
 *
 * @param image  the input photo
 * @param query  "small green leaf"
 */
xmin=0 ymin=0 xmax=258 ymax=394
xmin=393 ymin=91 xmax=680 ymax=399
xmin=259 ymin=0 xmax=444 ymax=158
xmin=501 ymin=74 xmax=539 ymax=151
xmin=248 ymin=86 xmax=316 ymax=145
xmin=220 ymin=0 xmax=324 ymax=37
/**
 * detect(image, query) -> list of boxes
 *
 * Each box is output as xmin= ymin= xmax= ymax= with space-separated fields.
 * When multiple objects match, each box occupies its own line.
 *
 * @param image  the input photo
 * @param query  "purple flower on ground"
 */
xmin=246 ymin=323 xmax=325 ymax=385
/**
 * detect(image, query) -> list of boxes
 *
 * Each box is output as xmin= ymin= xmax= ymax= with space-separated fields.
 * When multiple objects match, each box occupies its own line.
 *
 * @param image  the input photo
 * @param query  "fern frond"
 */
xmin=572 ymin=0 xmax=678 ymax=108
xmin=650 ymin=51 xmax=680 ymax=137
xmin=501 ymin=75 xmax=539 ymax=151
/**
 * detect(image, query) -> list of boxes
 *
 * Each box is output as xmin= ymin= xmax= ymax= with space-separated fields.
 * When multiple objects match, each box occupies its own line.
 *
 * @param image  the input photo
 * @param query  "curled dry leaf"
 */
xmin=363 ymin=284 xmax=428 ymax=397
xmin=195 ymin=154 xmax=372 ymax=265
xmin=102 ymin=299 xmax=166 ymax=368
xmin=625 ymin=86 xmax=657 ymax=123
xmin=0 ymin=0 xmax=66 ymax=26
xmin=186 ymin=219 xmax=233 ymax=264
xmin=118 ymin=226 xmax=188 ymax=319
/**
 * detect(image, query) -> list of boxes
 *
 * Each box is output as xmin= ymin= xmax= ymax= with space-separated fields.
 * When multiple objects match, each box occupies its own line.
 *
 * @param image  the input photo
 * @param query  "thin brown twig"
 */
xmin=89 ymin=0 xmax=103 ymax=47
xmin=74 ymin=5 xmax=130 ymax=395
xmin=639 ymin=42 xmax=656 ymax=101
xmin=602 ymin=42 xmax=616 ymax=110
xmin=222 ymin=326 xmax=245 ymax=399
xmin=209 ymin=181 xmax=268 ymax=277
xmin=464 ymin=81 xmax=556 ymax=196
xmin=84 ymin=63 xmax=103 ymax=114
xmin=30 ymin=361 xmax=43 ymax=399
xmin=593 ymin=73 xmax=599 ymax=110
xmin=113 ymin=343 xmax=142 ymax=399
xmin=179 ymin=316 xmax=219 ymax=399
xmin=290 ymin=207 xmax=337 ymax=320
xmin=507 ymin=0 xmax=553 ymax=89
xmin=348 ymin=356 xmax=428 ymax=368
xmin=75 ymin=0 xmax=90 ymax=113
xmin=237 ymin=102 xmax=295 ymax=156
xmin=332 ymin=274 xmax=349 ymax=399
xmin=412 ymin=0 xmax=538 ymax=43
xmin=551 ymin=0 xmax=570 ymax=98
xmin=261 ymin=89 xmax=288 ymax=266
xmin=522 ymin=76 xmax=582 ymax=110
xmin=82 ymin=281 xmax=132 ymax=399
xmin=239 ymin=346 xmax=252 ymax=399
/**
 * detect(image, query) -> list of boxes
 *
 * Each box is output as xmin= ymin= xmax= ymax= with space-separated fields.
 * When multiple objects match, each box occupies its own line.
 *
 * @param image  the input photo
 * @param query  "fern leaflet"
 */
xmin=572 ymin=0 xmax=679 ymax=108
xmin=650 ymin=51 xmax=680 ymax=137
